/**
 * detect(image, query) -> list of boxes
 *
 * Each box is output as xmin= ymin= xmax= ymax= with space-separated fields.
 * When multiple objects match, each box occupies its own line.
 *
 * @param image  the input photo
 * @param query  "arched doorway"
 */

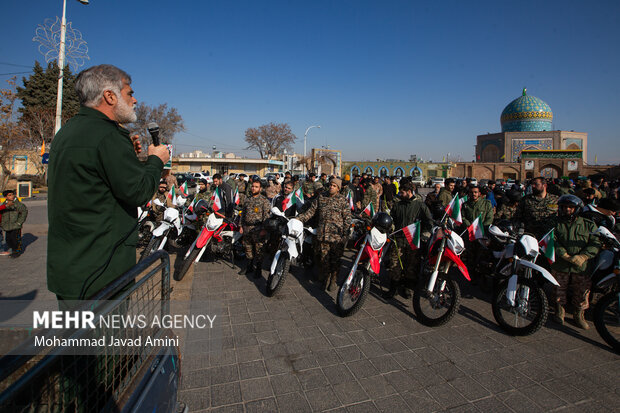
xmin=378 ymin=167 xmax=389 ymax=177
xmin=394 ymin=167 xmax=405 ymax=178
xmin=540 ymin=164 xmax=561 ymax=179
xmin=350 ymin=166 xmax=361 ymax=176
xmin=364 ymin=166 xmax=375 ymax=176
xmin=410 ymin=166 xmax=423 ymax=180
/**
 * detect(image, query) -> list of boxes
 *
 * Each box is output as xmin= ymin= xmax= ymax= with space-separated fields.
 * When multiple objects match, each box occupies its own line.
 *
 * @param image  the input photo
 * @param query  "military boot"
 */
xmin=327 ymin=272 xmax=338 ymax=292
xmin=383 ymin=279 xmax=399 ymax=299
xmin=553 ymin=302 xmax=565 ymax=325
xmin=242 ymin=261 xmax=254 ymax=276
xmin=573 ymin=309 xmax=590 ymax=330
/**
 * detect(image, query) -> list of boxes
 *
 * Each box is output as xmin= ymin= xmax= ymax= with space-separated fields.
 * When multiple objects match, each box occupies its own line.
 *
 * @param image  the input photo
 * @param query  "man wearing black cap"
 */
xmin=0 ymin=189 xmax=28 ymax=258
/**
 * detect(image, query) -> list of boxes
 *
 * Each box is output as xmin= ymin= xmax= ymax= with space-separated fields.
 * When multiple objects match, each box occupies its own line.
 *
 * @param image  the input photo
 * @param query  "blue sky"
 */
xmin=2 ymin=0 xmax=619 ymax=164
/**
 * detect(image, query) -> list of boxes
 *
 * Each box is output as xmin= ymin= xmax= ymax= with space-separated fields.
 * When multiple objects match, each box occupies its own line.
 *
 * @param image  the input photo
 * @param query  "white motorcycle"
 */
xmin=489 ymin=225 xmax=560 ymax=336
xmin=267 ymin=208 xmax=315 ymax=296
xmin=592 ymin=226 xmax=620 ymax=352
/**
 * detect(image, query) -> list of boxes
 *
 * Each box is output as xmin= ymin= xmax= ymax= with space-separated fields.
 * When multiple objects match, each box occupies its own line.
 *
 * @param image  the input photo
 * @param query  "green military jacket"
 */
xmin=47 ymin=106 xmax=163 ymax=299
xmin=241 ymin=194 xmax=270 ymax=230
xmin=552 ymin=216 xmax=600 ymax=274
xmin=462 ymin=197 xmax=494 ymax=228
xmin=362 ymin=186 xmax=377 ymax=211
xmin=0 ymin=199 xmax=28 ymax=231
xmin=437 ymin=188 xmax=453 ymax=207
xmin=390 ymin=197 xmax=433 ymax=247
xmin=514 ymin=193 xmax=559 ymax=239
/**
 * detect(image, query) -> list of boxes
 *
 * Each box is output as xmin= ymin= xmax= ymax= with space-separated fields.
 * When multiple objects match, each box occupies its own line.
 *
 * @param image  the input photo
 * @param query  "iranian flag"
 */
xmin=460 ymin=195 xmax=468 ymax=205
xmin=294 ymin=187 xmax=304 ymax=205
xmin=187 ymin=197 xmax=196 ymax=213
xmin=444 ymin=194 xmax=462 ymax=224
xmin=167 ymin=185 xmax=176 ymax=201
xmin=179 ymin=182 xmax=189 ymax=197
xmin=539 ymin=229 xmax=555 ymax=263
xmin=346 ymin=190 xmax=354 ymax=211
xmin=233 ymin=187 xmax=240 ymax=205
xmin=211 ymin=188 xmax=222 ymax=212
xmin=402 ymin=221 xmax=421 ymax=250
xmin=281 ymin=192 xmax=295 ymax=211
xmin=467 ymin=214 xmax=485 ymax=241
xmin=363 ymin=201 xmax=375 ymax=217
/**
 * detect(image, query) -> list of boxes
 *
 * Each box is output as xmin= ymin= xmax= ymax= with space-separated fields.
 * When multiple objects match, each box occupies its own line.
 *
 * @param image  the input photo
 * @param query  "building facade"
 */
xmin=342 ymin=160 xmax=453 ymax=180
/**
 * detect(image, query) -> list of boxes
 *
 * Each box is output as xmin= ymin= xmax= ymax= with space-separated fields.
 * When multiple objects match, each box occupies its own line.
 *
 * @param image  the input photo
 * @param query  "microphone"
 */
xmin=147 ymin=122 xmax=160 ymax=146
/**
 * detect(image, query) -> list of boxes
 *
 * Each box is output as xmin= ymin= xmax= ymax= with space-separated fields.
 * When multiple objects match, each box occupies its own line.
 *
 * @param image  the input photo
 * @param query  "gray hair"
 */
xmin=75 ymin=64 xmax=132 ymax=107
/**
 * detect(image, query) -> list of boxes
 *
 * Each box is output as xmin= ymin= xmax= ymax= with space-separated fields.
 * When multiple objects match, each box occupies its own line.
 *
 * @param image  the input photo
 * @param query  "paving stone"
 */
xmin=333 ymin=380 xmax=370 ymax=405
xmin=368 ymin=355 xmax=402 ymax=374
xmin=373 ymin=394 xmax=413 ymax=413
xmin=297 ymin=368 xmax=329 ymax=390
xmin=275 ymin=392 xmax=312 ymax=413
xmin=239 ymin=360 xmax=267 ymax=379
xmin=245 ymin=397 xmax=278 ymax=413
xmin=425 ymin=382 xmax=468 ymax=409
xmin=322 ymin=363 xmax=356 ymax=384
xmin=179 ymin=388 xmax=211 ymax=411
xmin=240 ymin=377 xmax=273 ymax=401
xmin=305 ymin=386 xmax=342 ymax=411
xmin=358 ymin=375 xmax=397 ymax=399
xmin=449 ymin=376 xmax=491 ymax=401
xmin=347 ymin=359 xmax=381 ymax=379
xmin=209 ymin=364 xmax=239 ymax=385
xmin=208 ymin=404 xmax=244 ymax=413
xmin=211 ymin=382 xmax=242 ymax=407
xmin=401 ymin=389 xmax=442 ymax=413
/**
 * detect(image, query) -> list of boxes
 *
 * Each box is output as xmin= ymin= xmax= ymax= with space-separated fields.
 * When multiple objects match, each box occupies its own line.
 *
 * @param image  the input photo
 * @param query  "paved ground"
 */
xmin=3 ymin=197 xmax=620 ymax=412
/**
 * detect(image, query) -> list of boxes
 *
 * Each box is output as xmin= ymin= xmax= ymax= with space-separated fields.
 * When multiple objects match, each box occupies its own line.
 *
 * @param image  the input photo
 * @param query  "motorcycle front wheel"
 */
xmin=139 ymin=235 xmax=163 ymax=263
xmin=413 ymin=272 xmax=460 ymax=327
xmin=174 ymin=246 xmax=201 ymax=281
xmin=337 ymin=267 xmax=370 ymax=317
xmin=266 ymin=253 xmax=290 ymax=297
xmin=492 ymin=277 xmax=547 ymax=336
xmin=594 ymin=292 xmax=620 ymax=353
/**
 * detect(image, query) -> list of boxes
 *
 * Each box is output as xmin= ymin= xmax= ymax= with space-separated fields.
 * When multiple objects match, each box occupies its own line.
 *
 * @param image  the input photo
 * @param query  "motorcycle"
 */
xmin=137 ymin=206 xmax=157 ymax=248
xmin=266 ymin=208 xmax=315 ymax=297
xmin=592 ymin=226 xmax=620 ymax=352
xmin=173 ymin=202 xmax=243 ymax=281
xmin=488 ymin=225 xmax=560 ymax=336
xmin=412 ymin=218 xmax=470 ymax=327
xmin=337 ymin=220 xmax=390 ymax=317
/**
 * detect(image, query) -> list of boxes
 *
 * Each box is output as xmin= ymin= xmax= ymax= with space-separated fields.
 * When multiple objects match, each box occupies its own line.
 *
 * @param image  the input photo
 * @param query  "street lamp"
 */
xmin=54 ymin=0 xmax=89 ymax=136
xmin=303 ymin=125 xmax=320 ymax=175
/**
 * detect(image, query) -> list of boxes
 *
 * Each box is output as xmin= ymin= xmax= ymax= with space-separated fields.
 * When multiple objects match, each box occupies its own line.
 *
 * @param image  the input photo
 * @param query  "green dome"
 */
xmin=500 ymin=89 xmax=553 ymax=132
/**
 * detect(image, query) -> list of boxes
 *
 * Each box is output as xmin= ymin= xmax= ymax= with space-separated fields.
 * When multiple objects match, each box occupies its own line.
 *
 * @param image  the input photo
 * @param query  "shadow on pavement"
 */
xmin=20 ymin=233 xmax=38 ymax=252
xmin=0 ymin=290 xmax=38 ymax=322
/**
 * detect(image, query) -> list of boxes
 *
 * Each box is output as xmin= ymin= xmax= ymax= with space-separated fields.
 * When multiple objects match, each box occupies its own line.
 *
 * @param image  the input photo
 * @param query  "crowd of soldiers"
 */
xmin=150 ymin=170 xmax=620 ymax=330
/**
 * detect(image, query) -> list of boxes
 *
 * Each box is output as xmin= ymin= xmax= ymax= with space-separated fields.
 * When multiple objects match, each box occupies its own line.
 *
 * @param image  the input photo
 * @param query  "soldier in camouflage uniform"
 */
xmin=264 ymin=176 xmax=281 ymax=200
xmin=361 ymin=178 xmax=377 ymax=212
xmin=513 ymin=177 xmax=559 ymax=239
xmin=552 ymin=195 xmax=601 ymax=329
xmin=494 ymin=189 xmax=521 ymax=222
xmin=385 ymin=182 xmax=433 ymax=299
xmin=297 ymin=178 xmax=351 ymax=291
xmin=192 ymin=179 xmax=213 ymax=228
xmin=151 ymin=180 xmax=171 ymax=222
xmin=236 ymin=174 xmax=248 ymax=205
xmin=240 ymin=180 xmax=271 ymax=278
xmin=302 ymin=173 xmax=324 ymax=199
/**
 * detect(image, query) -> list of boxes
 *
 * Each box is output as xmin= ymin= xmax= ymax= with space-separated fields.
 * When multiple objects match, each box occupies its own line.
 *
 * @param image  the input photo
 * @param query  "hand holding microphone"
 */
xmin=147 ymin=123 xmax=170 ymax=164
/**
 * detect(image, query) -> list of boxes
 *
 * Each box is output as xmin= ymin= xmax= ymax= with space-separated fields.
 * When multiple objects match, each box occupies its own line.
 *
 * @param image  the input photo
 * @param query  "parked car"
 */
xmin=174 ymin=173 xmax=197 ymax=188
xmin=192 ymin=172 xmax=212 ymax=183
xmin=468 ymin=178 xmax=478 ymax=186
xmin=430 ymin=177 xmax=445 ymax=187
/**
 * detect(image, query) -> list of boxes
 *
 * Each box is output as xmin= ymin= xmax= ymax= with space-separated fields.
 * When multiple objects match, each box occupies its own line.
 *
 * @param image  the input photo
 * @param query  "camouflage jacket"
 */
xmin=362 ymin=186 xmax=377 ymax=211
xmin=494 ymin=203 xmax=518 ymax=222
xmin=265 ymin=183 xmax=281 ymax=199
xmin=462 ymin=198 xmax=494 ymax=228
xmin=437 ymin=188 xmax=453 ymax=207
xmin=241 ymin=194 xmax=270 ymax=229
xmin=151 ymin=192 xmax=170 ymax=221
xmin=514 ymin=193 xmax=559 ymax=238
xmin=297 ymin=192 xmax=352 ymax=243
xmin=302 ymin=180 xmax=323 ymax=198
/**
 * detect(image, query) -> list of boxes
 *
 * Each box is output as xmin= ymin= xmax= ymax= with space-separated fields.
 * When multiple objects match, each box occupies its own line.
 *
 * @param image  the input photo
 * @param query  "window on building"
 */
xmin=189 ymin=163 xmax=202 ymax=172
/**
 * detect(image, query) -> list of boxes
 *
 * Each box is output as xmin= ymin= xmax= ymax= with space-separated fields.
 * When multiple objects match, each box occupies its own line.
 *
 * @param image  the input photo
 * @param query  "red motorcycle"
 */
xmin=174 ymin=201 xmax=243 ymax=281
xmin=412 ymin=218 xmax=470 ymax=327
xmin=337 ymin=212 xmax=392 ymax=317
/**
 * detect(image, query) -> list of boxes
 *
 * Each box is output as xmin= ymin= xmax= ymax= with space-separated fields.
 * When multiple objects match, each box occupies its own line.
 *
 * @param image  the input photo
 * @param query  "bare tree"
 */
xmin=0 ymin=78 xmax=28 ymax=190
xmin=244 ymin=122 xmax=296 ymax=159
xmin=129 ymin=103 xmax=185 ymax=158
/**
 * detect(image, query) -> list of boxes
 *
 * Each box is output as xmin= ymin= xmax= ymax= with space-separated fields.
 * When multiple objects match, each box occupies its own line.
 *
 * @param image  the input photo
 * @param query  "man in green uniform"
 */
xmin=551 ymin=195 xmax=600 ymax=329
xmin=385 ymin=182 xmax=433 ymax=299
xmin=240 ymin=180 xmax=271 ymax=278
xmin=0 ymin=189 xmax=28 ymax=257
xmin=514 ymin=177 xmax=558 ymax=239
xmin=438 ymin=178 xmax=456 ymax=207
xmin=47 ymin=64 xmax=169 ymax=301
xmin=298 ymin=178 xmax=351 ymax=291
xmin=462 ymin=186 xmax=494 ymax=228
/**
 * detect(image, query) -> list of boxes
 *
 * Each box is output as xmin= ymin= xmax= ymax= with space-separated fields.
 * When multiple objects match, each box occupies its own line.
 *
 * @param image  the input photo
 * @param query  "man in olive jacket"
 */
xmin=47 ymin=65 xmax=169 ymax=301
xmin=461 ymin=186 xmax=494 ymax=228
xmin=551 ymin=195 xmax=600 ymax=329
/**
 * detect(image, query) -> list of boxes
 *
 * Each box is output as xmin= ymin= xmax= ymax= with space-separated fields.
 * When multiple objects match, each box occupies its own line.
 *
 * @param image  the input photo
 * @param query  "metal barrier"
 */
xmin=0 ymin=250 xmax=172 ymax=413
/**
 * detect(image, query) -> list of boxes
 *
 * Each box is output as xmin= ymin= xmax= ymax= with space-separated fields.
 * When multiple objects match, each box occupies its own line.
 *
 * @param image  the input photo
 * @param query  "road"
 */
xmin=2 ymin=197 xmax=619 ymax=412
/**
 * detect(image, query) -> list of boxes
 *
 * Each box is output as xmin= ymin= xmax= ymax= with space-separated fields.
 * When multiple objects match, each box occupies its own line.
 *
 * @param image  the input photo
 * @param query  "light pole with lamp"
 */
xmin=54 ymin=0 xmax=89 ymax=136
xmin=303 ymin=125 xmax=320 ymax=176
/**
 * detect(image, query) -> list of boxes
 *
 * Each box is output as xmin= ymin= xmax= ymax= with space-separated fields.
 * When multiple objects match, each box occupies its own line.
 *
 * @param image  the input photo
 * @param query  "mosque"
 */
xmin=451 ymin=88 xmax=616 ymax=180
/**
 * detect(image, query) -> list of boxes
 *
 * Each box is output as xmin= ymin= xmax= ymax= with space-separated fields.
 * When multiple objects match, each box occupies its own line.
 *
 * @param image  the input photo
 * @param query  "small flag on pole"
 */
xmin=402 ymin=221 xmax=421 ymax=250
xmin=294 ymin=187 xmax=304 ymax=205
xmin=179 ymin=182 xmax=189 ymax=197
xmin=538 ymin=229 xmax=555 ymax=264
xmin=211 ymin=188 xmax=222 ymax=212
xmin=467 ymin=214 xmax=485 ymax=241
xmin=282 ymin=192 xmax=295 ymax=211
xmin=346 ymin=190 xmax=354 ymax=211
xmin=233 ymin=187 xmax=240 ymax=205
xmin=363 ymin=201 xmax=375 ymax=217
xmin=167 ymin=185 xmax=176 ymax=201
xmin=445 ymin=194 xmax=462 ymax=224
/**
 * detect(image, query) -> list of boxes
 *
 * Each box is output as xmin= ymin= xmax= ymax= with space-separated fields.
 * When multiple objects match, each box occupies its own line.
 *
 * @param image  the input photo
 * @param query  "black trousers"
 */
xmin=5 ymin=229 xmax=22 ymax=253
